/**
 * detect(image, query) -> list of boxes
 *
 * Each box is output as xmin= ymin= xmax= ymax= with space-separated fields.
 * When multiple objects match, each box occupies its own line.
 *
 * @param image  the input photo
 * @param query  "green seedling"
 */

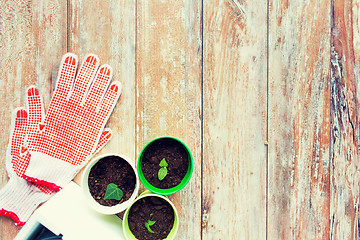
xmin=103 ymin=183 xmax=123 ymax=201
xmin=145 ymin=219 xmax=156 ymax=233
xmin=158 ymin=158 xmax=168 ymax=181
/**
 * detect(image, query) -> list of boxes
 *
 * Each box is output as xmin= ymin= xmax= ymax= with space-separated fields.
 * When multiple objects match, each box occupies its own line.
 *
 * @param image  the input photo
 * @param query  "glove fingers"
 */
xmin=84 ymin=64 xmax=112 ymax=109
xmin=26 ymin=86 xmax=44 ymax=128
xmin=52 ymin=53 xmax=78 ymax=103
xmin=6 ymin=108 xmax=28 ymax=177
xmin=98 ymin=81 xmax=122 ymax=121
xmin=8 ymin=108 xmax=53 ymax=195
xmin=92 ymin=128 xmax=112 ymax=155
xmin=11 ymin=109 xmax=28 ymax=157
xmin=69 ymin=54 xmax=99 ymax=105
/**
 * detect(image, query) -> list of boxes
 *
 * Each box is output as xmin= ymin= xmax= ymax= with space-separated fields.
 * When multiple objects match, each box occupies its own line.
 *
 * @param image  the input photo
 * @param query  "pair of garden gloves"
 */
xmin=0 ymin=53 xmax=121 ymax=226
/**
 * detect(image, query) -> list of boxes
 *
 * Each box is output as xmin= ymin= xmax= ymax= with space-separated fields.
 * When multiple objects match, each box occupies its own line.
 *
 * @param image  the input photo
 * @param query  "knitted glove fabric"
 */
xmin=22 ymin=53 xmax=121 ymax=191
xmin=0 ymin=89 xmax=52 ymax=226
xmin=0 ymin=86 xmax=112 ymax=226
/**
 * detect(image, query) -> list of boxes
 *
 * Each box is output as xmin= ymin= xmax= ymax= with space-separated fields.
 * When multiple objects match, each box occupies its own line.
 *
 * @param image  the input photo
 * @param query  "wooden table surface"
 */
xmin=0 ymin=0 xmax=359 ymax=239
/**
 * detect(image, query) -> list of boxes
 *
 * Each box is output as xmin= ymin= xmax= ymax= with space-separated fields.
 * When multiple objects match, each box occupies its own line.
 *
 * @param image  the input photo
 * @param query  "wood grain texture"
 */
xmin=0 ymin=1 xmax=67 ymax=239
xmin=69 ymin=0 xmax=136 ymax=176
xmin=2 ymin=1 xmax=360 ymax=239
xmin=136 ymin=0 xmax=202 ymax=239
xmin=268 ymin=0 xmax=331 ymax=239
xmin=202 ymin=0 xmax=267 ymax=239
xmin=330 ymin=0 xmax=360 ymax=238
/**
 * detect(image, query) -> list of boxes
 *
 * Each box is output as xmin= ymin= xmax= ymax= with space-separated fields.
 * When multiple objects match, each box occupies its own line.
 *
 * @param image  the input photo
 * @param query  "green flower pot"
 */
xmin=137 ymin=136 xmax=193 ymax=195
xmin=122 ymin=191 xmax=179 ymax=240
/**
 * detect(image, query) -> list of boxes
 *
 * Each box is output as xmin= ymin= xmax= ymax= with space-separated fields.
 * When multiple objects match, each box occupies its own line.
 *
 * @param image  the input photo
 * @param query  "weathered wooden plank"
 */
xmin=330 ymin=0 xmax=360 ymax=239
xmin=68 ymin=0 xmax=136 ymax=173
xmin=136 ymin=0 xmax=202 ymax=239
xmin=0 ymin=0 xmax=67 ymax=239
xmin=202 ymin=0 xmax=267 ymax=239
xmin=268 ymin=0 xmax=331 ymax=239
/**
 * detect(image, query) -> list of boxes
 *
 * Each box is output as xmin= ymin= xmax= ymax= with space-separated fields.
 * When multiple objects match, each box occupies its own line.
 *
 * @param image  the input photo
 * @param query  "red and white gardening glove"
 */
xmin=21 ymin=53 xmax=121 ymax=191
xmin=0 ymin=86 xmax=112 ymax=226
xmin=0 ymin=98 xmax=52 ymax=226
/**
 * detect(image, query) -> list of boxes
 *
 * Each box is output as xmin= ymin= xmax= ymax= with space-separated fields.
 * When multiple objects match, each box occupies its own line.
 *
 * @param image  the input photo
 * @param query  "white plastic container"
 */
xmin=15 ymin=182 xmax=126 ymax=240
xmin=81 ymin=153 xmax=140 ymax=215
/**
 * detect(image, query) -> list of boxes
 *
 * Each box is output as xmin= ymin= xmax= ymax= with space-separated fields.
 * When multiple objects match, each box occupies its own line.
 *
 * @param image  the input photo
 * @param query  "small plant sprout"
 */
xmin=158 ymin=158 xmax=168 ymax=181
xmin=103 ymin=183 xmax=123 ymax=201
xmin=145 ymin=219 xmax=156 ymax=233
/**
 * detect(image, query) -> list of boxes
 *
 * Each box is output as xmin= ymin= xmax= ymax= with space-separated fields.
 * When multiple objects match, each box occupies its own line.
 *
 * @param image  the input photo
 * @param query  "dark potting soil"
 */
xmin=141 ymin=138 xmax=189 ymax=189
xmin=88 ymin=156 xmax=136 ymax=207
xmin=128 ymin=196 xmax=174 ymax=240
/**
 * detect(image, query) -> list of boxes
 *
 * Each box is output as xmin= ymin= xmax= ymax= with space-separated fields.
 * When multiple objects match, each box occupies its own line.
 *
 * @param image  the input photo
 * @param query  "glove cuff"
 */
xmin=0 ymin=177 xmax=51 ymax=226
xmin=23 ymin=152 xmax=80 ymax=191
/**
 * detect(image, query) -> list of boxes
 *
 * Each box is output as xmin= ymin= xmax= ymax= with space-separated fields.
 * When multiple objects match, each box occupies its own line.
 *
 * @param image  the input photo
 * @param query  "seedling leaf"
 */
xmin=158 ymin=158 xmax=168 ymax=181
xmin=158 ymin=167 xmax=168 ymax=181
xmin=159 ymin=158 xmax=168 ymax=167
xmin=145 ymin=220 xmax=156 ymax=233
xmin=104 ymin=183 xmax=123 ymax=201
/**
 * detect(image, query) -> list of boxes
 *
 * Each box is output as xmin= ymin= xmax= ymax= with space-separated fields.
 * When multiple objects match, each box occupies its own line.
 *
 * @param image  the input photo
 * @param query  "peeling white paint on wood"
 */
xmin=136 ymin=1 xmax=202 ymax=239
xmin=0 ymin=1 xmax=67 ymax=239
xmin=203 ymin=0 xmax=267 ymax=239
xmin=1 ymin=1 xmax=360 ymax=239
xmin=268 ymin=0 xmax=332 ymax=239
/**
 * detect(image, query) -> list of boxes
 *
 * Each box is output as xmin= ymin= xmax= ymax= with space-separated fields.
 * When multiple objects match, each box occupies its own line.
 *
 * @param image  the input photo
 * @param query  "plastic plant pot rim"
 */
xmin=122 ymin=191 xmax=179 ymax=240
xmin=81 ymin=153 xmax=140 ymax=215
xmin=137 ymin=136 xmax=193 ymax=195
